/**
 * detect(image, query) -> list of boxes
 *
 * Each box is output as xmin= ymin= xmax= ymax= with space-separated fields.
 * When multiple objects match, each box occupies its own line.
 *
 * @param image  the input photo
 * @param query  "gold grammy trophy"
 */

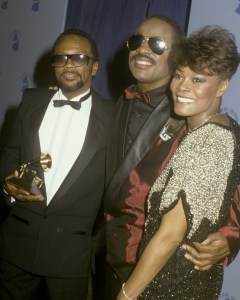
xmin=6 ymin=153 xmax=52 ymax=195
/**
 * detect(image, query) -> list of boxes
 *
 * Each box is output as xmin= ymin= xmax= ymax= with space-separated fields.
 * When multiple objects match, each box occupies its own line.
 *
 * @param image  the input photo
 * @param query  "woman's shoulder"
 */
xmin=188 ymin=121 xmax=233 ymax=143
xmin=179 ymin=121 xmax=235 ymax=159
xmin=228 ymin=116 xmax=240 ymax=135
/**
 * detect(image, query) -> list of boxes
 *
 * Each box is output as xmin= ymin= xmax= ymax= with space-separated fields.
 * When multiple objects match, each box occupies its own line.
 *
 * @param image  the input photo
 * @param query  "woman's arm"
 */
xmin=116 ymin=198 xmax=187 ymax=300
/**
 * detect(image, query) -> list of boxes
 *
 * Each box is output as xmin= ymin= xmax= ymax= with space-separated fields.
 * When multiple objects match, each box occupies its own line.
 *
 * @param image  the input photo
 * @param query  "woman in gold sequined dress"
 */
xmin=116 ymin=26 xmax=240 ymax=300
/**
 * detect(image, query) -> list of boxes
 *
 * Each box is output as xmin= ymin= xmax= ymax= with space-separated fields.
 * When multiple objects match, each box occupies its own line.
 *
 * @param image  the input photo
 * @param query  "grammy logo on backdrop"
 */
xmin=6 ymin=153 xmax=52 ymax=195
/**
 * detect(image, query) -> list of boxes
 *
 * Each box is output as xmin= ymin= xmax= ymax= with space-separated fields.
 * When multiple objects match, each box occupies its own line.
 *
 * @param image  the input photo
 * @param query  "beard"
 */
xmin=58 ymin=72 xmax=84 ymax=93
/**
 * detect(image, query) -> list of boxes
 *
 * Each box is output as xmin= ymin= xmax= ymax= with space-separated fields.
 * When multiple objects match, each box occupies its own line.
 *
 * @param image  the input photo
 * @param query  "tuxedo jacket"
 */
xmin=0 ymin=88 xmax=113 ymax=278
xmin=104 ymin=86 xmax=171 ymax=212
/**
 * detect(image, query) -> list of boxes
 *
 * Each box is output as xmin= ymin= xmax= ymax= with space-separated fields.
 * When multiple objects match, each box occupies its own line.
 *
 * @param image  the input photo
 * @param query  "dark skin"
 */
xmin=169 ymin=66 xmax=231 ymax=270
xmin=46 ymin=19 xmax=230 ymax=271
xmin=182 ymin=234 xmax=230 ymax=271
xmin=5 ymin=171 xmax=44 ymax=201
xmin=4 ymin=34 xmax=98 ymax=203
xmin=127 ymin=17 xmax=230 ymax=271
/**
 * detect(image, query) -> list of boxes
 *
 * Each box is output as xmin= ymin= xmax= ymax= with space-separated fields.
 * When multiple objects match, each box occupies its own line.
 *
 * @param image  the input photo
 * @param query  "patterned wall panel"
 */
xmin=0 ymin=0 xmax=68 ymax=129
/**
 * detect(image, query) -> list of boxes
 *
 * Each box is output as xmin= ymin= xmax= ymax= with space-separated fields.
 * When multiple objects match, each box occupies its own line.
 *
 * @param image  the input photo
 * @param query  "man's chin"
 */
xmin=59 ymin=82 xmax=84 ymax=93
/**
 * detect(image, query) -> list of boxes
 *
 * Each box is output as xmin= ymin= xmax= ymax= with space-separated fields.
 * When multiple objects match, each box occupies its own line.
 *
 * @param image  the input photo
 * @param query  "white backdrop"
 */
xmin=188 ymin=1 xmax=240 ymax=300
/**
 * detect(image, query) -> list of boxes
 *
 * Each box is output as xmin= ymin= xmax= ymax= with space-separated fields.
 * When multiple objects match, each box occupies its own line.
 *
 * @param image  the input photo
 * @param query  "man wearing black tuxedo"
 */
xmin=0 ymin=29 xmax=113 ymax=300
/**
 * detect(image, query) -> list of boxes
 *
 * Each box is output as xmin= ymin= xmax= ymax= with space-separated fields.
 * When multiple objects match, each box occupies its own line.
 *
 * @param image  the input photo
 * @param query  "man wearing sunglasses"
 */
xmin=103 ymin=15 xmax=240 ymax=299
xmin=0 ymin=29 xmax=113 ymax=299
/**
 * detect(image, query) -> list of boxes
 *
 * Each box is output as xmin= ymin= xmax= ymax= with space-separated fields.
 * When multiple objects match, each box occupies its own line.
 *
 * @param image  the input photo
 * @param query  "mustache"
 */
xmin=61 ymin=70 xmax=80 ymax=76
xmin=130 ymin=53 xmax=155 ymax=65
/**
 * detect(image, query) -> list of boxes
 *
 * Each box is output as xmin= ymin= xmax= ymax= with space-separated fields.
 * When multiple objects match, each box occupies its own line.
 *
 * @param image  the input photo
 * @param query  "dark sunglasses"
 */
xmin=51 ymin=53 xmax=95 ymax=68
xmin=127 ymin=34 xmax=169 ymax=55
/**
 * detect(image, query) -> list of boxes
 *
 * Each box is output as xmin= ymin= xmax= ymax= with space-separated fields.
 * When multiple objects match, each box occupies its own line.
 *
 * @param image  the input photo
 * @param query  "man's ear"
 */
xmin=92 ymin=61 xmax=98 ymax=77
xmin=217 ymin=79 xmax=229 ymax=97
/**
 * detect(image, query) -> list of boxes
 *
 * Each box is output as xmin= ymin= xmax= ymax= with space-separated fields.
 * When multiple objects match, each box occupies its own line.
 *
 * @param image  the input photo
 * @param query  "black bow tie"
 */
xmin=53 ymin=90 xmax=92 ymax=110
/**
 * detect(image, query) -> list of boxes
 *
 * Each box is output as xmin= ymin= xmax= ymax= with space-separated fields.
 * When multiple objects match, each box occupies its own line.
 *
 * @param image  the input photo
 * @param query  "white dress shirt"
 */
xmin=39 ymin=89 xmax=92 ymax=204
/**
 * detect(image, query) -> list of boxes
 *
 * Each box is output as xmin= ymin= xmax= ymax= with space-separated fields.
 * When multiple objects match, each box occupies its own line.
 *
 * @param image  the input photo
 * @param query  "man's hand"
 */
xmin=4 ymin=172 xmax=44 ymax=202
xmin=182 ymin=232 xmax=230 ymax=271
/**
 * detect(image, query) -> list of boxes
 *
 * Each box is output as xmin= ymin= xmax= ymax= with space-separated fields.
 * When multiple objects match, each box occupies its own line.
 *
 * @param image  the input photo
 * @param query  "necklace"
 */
xmin=188 ymin=112 xmax=223 ymax=133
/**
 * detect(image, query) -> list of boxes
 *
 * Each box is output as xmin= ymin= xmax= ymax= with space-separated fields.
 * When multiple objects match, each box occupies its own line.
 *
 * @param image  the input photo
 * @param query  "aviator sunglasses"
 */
xmin=127 ymin=34 xmax=169 ymax=55
xmin=51 ymin=53 xmax=95 ymax=68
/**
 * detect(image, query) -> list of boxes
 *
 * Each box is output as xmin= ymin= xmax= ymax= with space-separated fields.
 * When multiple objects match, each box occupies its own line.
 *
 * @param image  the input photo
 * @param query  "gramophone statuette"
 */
xmin=6 ymin=153 xmax=52 ymax=195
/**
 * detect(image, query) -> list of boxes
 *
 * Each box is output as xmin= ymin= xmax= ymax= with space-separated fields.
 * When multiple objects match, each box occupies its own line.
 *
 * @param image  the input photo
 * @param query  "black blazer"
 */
xmin=0 ymin=88 xmax=113 ymax=278
xmin=104 ymin=91 xmax=171 ymax=212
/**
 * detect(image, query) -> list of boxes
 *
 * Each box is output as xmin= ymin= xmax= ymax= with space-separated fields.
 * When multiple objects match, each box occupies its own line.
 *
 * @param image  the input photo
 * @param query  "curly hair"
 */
xmin=170 ymin=25 xmax=240 ymax=80
xmin=52 ymin=28 xmax=99 ymax=61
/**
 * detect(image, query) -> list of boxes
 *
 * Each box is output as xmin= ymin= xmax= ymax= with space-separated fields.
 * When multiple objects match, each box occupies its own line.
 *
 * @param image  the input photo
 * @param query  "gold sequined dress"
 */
xmin=138 ymin=118 xmax=240 ymax=299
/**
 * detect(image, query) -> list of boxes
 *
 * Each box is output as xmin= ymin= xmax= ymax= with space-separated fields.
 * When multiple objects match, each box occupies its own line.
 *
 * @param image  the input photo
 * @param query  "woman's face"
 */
xmin=170 ymin=66 xmax=227 ymax=121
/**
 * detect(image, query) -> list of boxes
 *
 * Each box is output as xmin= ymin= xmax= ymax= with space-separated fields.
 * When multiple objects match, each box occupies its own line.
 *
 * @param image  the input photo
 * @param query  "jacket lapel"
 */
xmin=106 ymin=97 xmax=131 ymax=182
xmin=19 ymin=90 xmax=54 ymax=211
xmin=104 ymin=95 xmax=170 ymax=211
xmin=27 ymin=102 xmax=49 ymax=161
xmin=48 ymin=96 xmax=104 ymax=205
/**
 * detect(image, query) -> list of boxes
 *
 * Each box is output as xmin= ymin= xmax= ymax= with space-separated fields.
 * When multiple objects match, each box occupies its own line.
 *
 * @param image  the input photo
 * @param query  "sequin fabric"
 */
xmin=138 ymin=118 xmax=240 ymax=299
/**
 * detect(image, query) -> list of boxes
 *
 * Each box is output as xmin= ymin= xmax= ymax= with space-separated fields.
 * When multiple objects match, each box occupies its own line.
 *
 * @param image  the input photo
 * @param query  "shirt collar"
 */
xmin=55 ymin=88 xmax=91 ymax=102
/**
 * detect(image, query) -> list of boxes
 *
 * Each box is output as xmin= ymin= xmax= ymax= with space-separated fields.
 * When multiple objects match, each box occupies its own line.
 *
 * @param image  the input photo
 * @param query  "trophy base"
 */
xmin=6 ymin=177 xmax=43 ymax=196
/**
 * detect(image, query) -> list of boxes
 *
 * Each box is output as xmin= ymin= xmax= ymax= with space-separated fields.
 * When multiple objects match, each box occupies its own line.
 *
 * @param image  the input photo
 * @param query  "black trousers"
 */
xmin=104 ymin=263 xmax=122 ymax=300
xmin=0 ymin=259 xmax=88 ymax=300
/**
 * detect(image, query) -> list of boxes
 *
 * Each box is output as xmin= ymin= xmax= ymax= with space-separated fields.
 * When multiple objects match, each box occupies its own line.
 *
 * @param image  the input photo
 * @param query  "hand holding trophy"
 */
xmin=5 ymin=153 xmax=52 ymax=201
